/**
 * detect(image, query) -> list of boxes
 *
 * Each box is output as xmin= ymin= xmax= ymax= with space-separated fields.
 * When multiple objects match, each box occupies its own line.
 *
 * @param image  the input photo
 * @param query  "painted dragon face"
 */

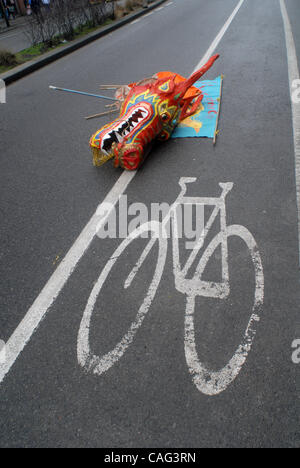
xmin=90 ymin=100 xmax=155 ymax=168
xmin=90 ymin=54 xmax=219 ymax=170
xmin=90 ymin=87 xmax=181 ymax=170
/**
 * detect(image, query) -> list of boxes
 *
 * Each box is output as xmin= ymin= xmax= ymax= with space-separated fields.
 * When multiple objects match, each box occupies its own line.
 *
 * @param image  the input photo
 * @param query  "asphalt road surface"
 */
xmin=0 ymin=0 xmax=299 ymax=448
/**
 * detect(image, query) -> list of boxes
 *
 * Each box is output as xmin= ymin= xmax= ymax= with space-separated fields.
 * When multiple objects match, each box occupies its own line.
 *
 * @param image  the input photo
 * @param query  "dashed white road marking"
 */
xmin=156 ymin=6 xmax=165 ymax=12
xmin=280 ymin=0 xmax=300 ymax=264
xmin=0 ymin=0 xmax=246 ymax=385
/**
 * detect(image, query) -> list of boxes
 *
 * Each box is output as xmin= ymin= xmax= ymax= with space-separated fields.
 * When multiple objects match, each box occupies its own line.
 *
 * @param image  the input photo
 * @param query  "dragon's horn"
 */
xmin=175 ymin=54 xmax=219 ymax=98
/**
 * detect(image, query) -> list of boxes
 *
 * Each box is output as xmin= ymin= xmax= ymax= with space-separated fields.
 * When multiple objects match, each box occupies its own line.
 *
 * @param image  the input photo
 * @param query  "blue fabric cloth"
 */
xmin=172 ymin=75 xmax=222 ymax=139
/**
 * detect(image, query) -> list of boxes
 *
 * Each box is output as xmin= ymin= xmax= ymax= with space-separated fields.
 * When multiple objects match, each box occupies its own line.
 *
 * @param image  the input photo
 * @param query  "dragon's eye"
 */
xmin=161 ymin=113 xmax=169 ymax=121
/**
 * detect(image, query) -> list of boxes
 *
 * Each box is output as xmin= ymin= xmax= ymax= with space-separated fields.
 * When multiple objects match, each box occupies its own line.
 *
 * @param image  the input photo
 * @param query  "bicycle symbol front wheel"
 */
xmin=184 ymin=224 xmax=264 ymax=396
xmin=77 ymin=221 xmax=167 ymax=376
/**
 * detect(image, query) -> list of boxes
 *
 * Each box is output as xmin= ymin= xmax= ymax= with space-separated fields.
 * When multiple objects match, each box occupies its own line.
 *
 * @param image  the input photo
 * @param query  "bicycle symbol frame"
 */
xmin=78 ymin=178 xmax=264 ymax=396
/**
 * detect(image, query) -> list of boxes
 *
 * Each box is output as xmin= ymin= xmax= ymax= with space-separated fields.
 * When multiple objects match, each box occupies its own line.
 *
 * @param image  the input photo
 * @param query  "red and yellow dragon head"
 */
xmin=90 ymin=54 xmax=219 ymax=170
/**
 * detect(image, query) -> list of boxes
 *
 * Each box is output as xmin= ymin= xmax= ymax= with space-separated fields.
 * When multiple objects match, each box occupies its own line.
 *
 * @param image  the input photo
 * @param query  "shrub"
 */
xmin=0 ymin=50 xmax=18 ymax=67
xmin=114 ymin=6 xmax=126 ymax=19
xmin=125 ymin=0 xmax=143 ymax=12
xmin=125 ymin=0 xmax=135 ymax=11
xmin=24 ymin=0 xmax=114 ymax=47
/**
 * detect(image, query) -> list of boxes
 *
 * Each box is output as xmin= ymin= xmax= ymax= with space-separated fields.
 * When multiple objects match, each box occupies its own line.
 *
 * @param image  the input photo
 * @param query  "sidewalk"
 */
xmin=0 ymin=14 xmax=30 ymax=54
xmin=0 ymin=0 xmax=153 ymax=36
xmin=0 ymin=0 xmax=166 ymax=84
xmin=0 ymin=14 xmax=27 ymax=35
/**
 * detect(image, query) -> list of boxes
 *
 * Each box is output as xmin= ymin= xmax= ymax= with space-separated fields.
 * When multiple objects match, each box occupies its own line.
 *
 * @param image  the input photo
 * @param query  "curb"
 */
xmin=0 ymin=0 xmax=167 ymax=85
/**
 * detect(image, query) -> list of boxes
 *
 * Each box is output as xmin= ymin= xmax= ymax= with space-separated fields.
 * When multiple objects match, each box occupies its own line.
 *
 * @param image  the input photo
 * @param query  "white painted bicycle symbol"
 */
xmin=78 ymin=178 xmax=264 ymax=395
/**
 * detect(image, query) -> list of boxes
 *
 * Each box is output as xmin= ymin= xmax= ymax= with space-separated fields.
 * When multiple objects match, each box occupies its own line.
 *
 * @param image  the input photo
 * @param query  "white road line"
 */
xmin=131 ymin=18 xmax=141 ymax=25
xmin=195 ymin=0 xmax=245 ymax=70
xmin=0 ymin=0 xmax=245 ymax=385
xmin=280 ymin=0 xmax=300 ymax=264
xmin=156 ymin=6 xmax=164 ymax=12
xmin=0 ymin=171 xmax=136 ymax=384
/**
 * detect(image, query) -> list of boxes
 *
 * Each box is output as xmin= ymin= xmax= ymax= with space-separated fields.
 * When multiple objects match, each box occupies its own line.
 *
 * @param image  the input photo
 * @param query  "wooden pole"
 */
xmin=213 ymin=74 xmax=224 ymax=145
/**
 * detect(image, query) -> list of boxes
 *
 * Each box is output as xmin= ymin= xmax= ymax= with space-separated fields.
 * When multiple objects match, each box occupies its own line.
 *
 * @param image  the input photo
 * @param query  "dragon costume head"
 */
xmin=90 ymin=54 xmax=219 ymax=170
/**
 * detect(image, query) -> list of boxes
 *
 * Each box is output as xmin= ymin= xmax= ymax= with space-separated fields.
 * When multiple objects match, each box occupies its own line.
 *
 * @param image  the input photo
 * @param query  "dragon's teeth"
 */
xmin=100 ymin=106 xmax=149 ymax=154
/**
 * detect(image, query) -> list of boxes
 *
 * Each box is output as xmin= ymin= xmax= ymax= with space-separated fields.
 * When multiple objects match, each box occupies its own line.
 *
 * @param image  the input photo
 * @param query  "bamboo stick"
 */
xmin=105 ymin=103 xmax=120 ymax=109
xmin=213 ymin=75 xmax=224 ymax=145
xmin=85 ymin=108 xmax=118 ymax=120
xmin=99 ymin=85 xmax=124 ymax=89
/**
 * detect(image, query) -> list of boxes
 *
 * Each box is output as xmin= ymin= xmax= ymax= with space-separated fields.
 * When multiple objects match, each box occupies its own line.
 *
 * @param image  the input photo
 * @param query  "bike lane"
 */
xmin=0 ymin=0 xmax=238 ymax=348
xmin=0 ymin=0 xmax=299 ymax=447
